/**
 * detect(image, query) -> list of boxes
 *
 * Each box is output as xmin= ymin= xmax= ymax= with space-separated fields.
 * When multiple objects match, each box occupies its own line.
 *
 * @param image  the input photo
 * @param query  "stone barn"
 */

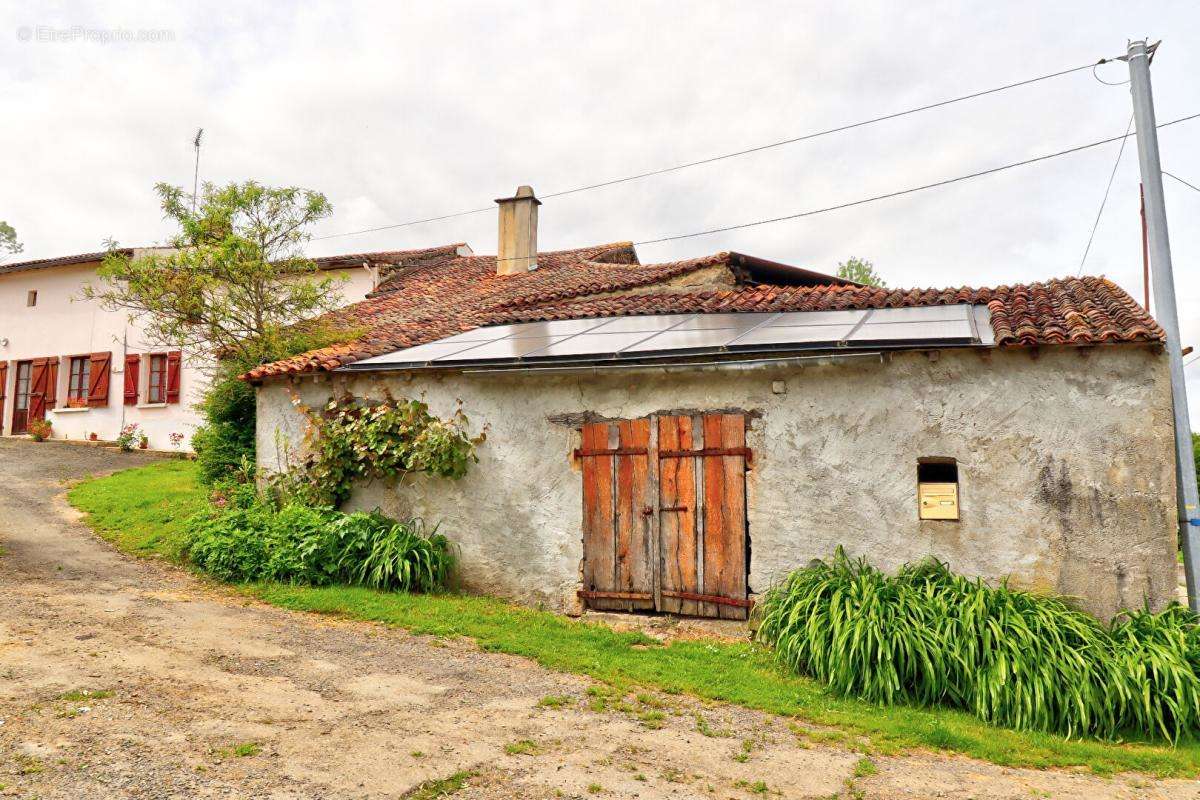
xmin=247 ymin=189 xmax=1178 ymax=620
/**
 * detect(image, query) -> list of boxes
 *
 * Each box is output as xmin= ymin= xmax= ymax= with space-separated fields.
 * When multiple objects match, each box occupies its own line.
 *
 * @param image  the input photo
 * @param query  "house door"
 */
xmin=577 ymin=413 xmax=751 ymax=620
xmin=12 ymin=360 xmax=33 ymax=434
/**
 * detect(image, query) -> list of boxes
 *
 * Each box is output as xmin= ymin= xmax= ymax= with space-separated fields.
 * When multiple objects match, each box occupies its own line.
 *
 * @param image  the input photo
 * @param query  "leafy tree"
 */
xmin=84 ymin=181 xmax=346 ymax=367
xmin=836 ymin=257 xmax=886 ymax=288
xmin=85 ymin=181 xmax=350 ymax=483
xmin=0 ymin=221 xmax=23 ymax=262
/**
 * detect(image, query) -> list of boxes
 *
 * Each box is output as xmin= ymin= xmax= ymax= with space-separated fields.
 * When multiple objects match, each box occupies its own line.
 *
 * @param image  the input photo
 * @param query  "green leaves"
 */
xmin=755 ymin=547 xmax=1200 ymax=742
xmin=0 ymin=220 xmax=22 ymax=261
xmin=82 ymin=180 xmax=347 ymax=366
xmin=278 ymin=393 xmax=481 ymax=507
xmin=183 ymin=497 xmax=454 ymax=593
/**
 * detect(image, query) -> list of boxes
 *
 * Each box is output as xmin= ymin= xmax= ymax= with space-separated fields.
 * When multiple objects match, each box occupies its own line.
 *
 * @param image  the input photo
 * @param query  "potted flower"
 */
xmin=88 ymin=431 xmax=98 ymax=441
xmin=27 ymin=418 xmax=52 ymax=442
xmin=66 ymin=397 xmax=88 ymax=409
xmin=168 ymin=431 xmax=185 ymax=451
xmin=138 ymin=433 xmax=149 ymax=450
xmin=116 ymin=423 xmax=140 ymax=452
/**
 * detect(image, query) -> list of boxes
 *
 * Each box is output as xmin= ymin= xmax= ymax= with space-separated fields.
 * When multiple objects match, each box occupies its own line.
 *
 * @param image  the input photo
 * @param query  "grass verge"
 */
xmin=68 ymin=460 xmax=1200 ymax=778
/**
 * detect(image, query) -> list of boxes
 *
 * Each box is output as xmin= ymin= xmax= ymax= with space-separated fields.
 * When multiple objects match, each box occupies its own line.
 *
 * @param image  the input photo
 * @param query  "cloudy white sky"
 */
xmin=4 ymin=2 xmax=1200 ymax=424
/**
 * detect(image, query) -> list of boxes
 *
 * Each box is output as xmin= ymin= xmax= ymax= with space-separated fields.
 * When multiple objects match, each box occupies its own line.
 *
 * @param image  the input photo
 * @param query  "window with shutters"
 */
xmin=147 ymin=353 xmax=168 ymax=404
xmin=67 ymin=356 xmax=91 ymax=404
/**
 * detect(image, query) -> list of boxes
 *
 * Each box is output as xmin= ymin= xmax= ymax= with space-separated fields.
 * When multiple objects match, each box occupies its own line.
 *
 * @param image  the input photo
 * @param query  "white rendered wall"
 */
xmin=0 ymin=256 xmax=374 ymax=449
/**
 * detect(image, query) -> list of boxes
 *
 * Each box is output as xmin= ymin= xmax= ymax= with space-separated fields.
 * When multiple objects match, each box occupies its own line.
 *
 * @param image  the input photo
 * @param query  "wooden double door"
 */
xmin=578 ymin=413 xmax=751 ymax=619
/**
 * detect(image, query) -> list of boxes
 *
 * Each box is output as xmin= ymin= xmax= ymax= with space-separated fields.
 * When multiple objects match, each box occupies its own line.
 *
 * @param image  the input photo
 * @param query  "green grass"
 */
xmin=58 ymin=689 xmax=113 ymax=702
xmin=503 ymin=739 xmax=542 ymax=756
xmin=68 ymin=461 xmax=1200 ymax=778
xmin=67 ymin=460 xmax=206 ymax=558
xmin=403 ymin=770 xmax=473 ymax=799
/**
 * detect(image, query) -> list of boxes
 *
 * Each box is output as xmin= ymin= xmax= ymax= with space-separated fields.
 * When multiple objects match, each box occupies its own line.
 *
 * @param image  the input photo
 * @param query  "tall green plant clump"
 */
xmin=755 ymin=548 xmax=1200 ymax=742
xmin=185 ymin=487 xmax=453 ymax=592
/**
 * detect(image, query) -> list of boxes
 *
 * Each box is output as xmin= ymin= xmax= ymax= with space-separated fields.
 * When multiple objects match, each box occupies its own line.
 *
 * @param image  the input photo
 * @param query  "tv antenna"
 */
xmin=191 ymin=128 xmax=204 ymax=214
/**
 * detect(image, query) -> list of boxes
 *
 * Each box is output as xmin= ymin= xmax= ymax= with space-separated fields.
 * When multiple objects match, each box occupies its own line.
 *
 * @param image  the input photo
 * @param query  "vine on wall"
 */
xmin=278 ymin=391 xmax=483 ymax=507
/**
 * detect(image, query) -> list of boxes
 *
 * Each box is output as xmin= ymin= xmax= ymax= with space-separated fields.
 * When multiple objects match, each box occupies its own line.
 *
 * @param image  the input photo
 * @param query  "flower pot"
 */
xmin=139 ymin=441 xmax=148 ymax=450
xmin=89 ymin=432 xmax=98 ymax=441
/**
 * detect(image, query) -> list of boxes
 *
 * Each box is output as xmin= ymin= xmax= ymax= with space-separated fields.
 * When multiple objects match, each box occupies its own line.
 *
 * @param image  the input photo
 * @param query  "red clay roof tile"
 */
xmin=243 ymin=243 xmax=1163 ymax=382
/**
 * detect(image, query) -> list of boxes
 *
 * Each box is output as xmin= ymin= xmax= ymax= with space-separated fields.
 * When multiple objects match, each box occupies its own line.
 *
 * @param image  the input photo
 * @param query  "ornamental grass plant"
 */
xmin=755 ymin=548 xmax=1200 ymax=742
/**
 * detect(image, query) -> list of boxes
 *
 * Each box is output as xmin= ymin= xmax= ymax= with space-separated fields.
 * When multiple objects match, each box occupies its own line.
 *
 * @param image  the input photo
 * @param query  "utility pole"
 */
xmin=1126 ymin=39 xmax=1200 ymax=611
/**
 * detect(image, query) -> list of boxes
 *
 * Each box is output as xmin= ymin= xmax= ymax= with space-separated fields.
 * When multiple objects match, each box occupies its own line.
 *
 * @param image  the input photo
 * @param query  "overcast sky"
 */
xmin=4 ymin=2 xmax=1200 ymax=425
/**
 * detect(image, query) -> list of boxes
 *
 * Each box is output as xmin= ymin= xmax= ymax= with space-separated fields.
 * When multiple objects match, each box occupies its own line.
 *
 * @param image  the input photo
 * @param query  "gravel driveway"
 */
xmin=0 ymin=438 xmax=1193 ymax=799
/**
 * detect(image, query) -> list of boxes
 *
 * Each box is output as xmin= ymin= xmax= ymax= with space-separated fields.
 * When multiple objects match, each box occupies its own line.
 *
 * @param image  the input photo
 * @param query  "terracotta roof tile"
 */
xmin=243 ymin=244 xmax=1163 ymax=381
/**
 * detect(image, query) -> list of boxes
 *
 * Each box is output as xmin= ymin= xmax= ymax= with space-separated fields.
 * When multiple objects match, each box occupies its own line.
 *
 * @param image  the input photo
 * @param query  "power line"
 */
xmin=1164 ymin=170 xmax=1200 ymax=193
xmin=1076 ymin=113 xmax=1134 ymax=275
xmin=313 ymin=58 xmax=1113 ymax=242
xmin=630 ymin=113 xmax=1200 ymax=248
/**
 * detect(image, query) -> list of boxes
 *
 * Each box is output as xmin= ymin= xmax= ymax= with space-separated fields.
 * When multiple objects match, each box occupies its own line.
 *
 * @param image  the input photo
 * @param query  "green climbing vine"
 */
xmin=278 ymin=392 xmax=483 ymax=507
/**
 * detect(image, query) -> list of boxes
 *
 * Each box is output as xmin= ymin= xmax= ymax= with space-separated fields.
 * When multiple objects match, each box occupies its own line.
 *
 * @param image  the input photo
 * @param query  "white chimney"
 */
xmin=495 ymin=185 xmax=540 ymax=275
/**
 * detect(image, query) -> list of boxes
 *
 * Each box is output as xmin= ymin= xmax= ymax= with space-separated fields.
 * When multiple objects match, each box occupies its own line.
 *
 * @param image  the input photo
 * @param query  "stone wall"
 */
xmin=256 ymin=345 xmax=1178 ymax=619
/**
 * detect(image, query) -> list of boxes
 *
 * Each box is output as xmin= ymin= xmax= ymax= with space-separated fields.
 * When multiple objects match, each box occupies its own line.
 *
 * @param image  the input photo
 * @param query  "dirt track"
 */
xmin=0 ymin=438 xmax=1194 ymax=799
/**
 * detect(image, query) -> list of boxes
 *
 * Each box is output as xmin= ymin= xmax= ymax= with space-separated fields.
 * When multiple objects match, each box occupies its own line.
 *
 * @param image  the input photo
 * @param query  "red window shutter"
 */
xmin=0 ymin=362 xmax=7 ymax=405
xmin=124 ymin=354 xmax=140 ymax=405
xmin=45 ymin=358 xmax=59 ymax=409
xmin=166 ymin=351 xmax=182 ymax=404
xmin=28 ymin=358 xmax=48 ymax=419
xmin=88 ymin=351 xmax=112 ymax=408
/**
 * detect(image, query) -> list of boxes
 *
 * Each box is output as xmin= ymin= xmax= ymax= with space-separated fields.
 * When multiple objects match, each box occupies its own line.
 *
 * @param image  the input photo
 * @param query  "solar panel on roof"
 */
xmin=733 ymin=324 xmax=858 ymax=347
xmin=765 ymin=309 xmax=866 ymax=327
xmin=847 ymin=319 xmax=974 ymax=344
xmin=530 ymin=331 xmax=661 ymax=358
xmin=438 ymin=335 xmax=568 ymax=361
xmin=622 ymin=328 xmax=744 ymax=353
xmin=339 ymin=304 xmax=990 ymax=371
xmin=670 ymin=312 xmax=780 ymax=331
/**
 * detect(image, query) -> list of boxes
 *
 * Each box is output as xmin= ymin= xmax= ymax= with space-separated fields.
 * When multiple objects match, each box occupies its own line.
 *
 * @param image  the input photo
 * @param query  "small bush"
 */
xmin=755 ymin=548 xmax=1200 ymax=742
xmin=191 ymin=366 xmax=257 ymax=485
xmin=183 ymin=493 xmax=453 ymax=593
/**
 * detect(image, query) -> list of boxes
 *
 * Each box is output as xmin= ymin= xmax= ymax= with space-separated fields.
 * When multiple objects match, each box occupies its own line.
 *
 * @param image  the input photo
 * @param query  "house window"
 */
xmin=26 ymin=290 xmax=37 ymax=307
xmin=67 ymin=356 xmax=91 ymax=404
xmin=147 ymin=353 xmax=168 ymax=404
xmin=918 ymin=458 xmax=959 ymax=520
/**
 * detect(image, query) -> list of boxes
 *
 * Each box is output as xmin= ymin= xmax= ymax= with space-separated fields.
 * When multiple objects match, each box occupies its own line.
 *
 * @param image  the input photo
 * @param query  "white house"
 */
xmin=0 ymin=244 xmax=470 ymax=449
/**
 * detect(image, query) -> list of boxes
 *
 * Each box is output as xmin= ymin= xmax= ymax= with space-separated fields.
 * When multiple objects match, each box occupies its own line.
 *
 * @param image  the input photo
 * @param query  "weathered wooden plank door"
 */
xmin=579 ymin=419 xmax=655 ymax=611
xmin=580 ymin=414 xmax=749 ymax=619
xmin=658 ymin=414 xmax=750 ymax=620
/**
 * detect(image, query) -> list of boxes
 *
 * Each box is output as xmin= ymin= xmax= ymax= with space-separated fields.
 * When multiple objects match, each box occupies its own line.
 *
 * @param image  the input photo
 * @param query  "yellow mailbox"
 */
xmin=919 ymin=482 xmax=959 ymax=520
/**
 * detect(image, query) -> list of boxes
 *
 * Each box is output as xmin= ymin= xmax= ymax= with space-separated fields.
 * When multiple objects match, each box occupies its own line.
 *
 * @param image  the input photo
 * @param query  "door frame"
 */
xmin=577 ymin=413 xmax=752 ymax=619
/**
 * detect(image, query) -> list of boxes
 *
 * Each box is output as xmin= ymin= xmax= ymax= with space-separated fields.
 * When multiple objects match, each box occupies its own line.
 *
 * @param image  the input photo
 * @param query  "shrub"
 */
xmin=183 ymin=493 xmax=453 ymax=593
xmin=191 ymin=364 xmax=257 ymax=484
xmin=185 ymin=504 xmax=272 ymax=581
xmin=755 ymin=548 xmax=1200 ymax=742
